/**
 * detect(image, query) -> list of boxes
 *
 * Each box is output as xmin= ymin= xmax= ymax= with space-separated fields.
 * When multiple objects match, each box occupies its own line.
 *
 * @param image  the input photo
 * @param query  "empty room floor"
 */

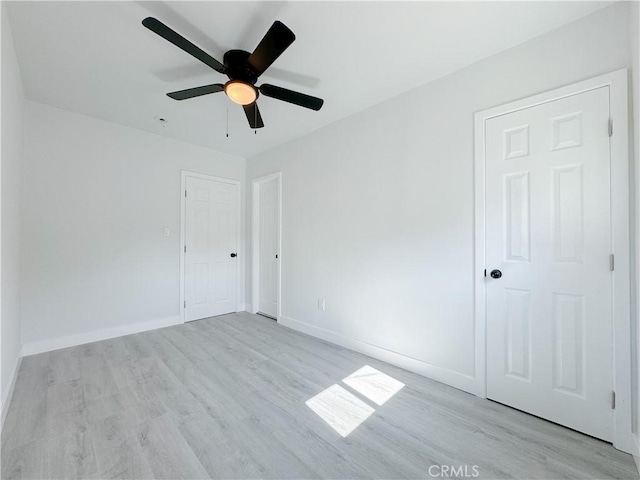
xmin=1 ymin=312 xmax=637 ymax=480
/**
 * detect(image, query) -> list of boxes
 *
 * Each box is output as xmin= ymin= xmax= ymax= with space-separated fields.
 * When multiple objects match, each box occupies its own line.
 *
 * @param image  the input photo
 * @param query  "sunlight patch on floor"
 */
xmin=306 ymin=365 xmax=405 ymax=437
xmin=342 ymin=365 xmax=405 ymax=406
xmin=305 ymin=384 xmax=375 ymax=437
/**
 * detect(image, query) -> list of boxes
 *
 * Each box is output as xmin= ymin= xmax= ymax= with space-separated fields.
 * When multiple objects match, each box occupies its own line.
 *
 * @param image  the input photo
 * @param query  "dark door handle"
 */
xmin=275 ymin=254 xmax=278 ymax=259
xmin=490 ymin=269 xmax=502 ymax=279
xmin=230 ymin=253 xmax=237 ymax=258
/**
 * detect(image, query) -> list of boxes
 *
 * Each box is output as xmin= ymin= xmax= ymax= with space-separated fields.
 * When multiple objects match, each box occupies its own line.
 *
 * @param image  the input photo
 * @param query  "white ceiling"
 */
xmin=7 ymin=1 xmax=610 ymax=158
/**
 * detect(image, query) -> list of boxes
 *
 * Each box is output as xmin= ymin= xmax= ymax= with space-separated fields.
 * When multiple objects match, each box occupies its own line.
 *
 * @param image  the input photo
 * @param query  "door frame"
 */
xmin=179 ymin=170 xmax=243 ymax=324
xmin=473 ymin=69 xmax=632 ymax=453
xmin=251 ymin=172 xmax=282 ymax=321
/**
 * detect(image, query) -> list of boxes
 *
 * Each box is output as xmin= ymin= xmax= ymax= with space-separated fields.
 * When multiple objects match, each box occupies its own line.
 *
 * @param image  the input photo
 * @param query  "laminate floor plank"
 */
xmin=178 ymin=415 xmax=265 ymax=480
xmin=45 ymin=415 xmax=99 ymax=480
xmin=89 ymin=414 xmax=155 ymax=480
xmin=1 ymin=439 xmax=48 ymax=480
xmin=178 ymin=362 xmax=252 ymax=423
xmin=48 ymin=347 xmax=83 ymax=385
xmin=45 ymin=378 xmax=87 ymax=435
xmin=81 ymin=355 xmax=119 ymax=401
xmin=2 ymin=358 xmax=49 ymax=450
xmin=2 ymin=313 xmax=637 ymax=480
xmin=215 ymin=415 xmax=322 ymax=480
xmin=141 ymin=361 xmax=210 ymax=427
xmin=134 ymin=413 xmax=209 ymax=480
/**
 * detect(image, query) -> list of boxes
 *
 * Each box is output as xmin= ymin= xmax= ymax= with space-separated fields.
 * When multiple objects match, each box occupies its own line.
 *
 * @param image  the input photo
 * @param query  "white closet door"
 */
xmin=485 ymin=87 xmax=613 ymax=441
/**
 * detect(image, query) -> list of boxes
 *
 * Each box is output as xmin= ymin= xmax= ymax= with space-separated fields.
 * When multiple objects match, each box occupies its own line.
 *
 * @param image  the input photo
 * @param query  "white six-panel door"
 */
xmin=485 ymin=87 xmax=613 ymax=441
xmin=184 ymin=176 xmax=238 ymax=321
xmin=258 ymin=176 xmax=279 ymax=318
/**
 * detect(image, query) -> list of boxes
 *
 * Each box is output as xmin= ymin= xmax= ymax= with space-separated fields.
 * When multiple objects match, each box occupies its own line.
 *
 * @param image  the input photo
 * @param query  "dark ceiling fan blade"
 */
xmin=167 ymin=83 xmax=224 ymax=100
xmin=247 ymin=21 xmax=295 ymax=77
xmin=142 ymin=17 xmax=226 ymax=74
xmin=259 ymin=84 xmax=324 ymax=111
xmin=243 ymin=102 xmax=265 ymax=129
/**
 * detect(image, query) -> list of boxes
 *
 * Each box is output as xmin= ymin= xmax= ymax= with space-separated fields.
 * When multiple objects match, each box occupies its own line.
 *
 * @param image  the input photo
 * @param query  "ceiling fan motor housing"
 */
xmin=223 ymin=50 xmax=259 ymax=85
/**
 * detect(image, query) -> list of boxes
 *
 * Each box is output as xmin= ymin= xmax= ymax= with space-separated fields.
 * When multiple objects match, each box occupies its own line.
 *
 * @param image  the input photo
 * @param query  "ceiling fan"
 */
xmin=142 ymin=17 xmax=324 ymax=129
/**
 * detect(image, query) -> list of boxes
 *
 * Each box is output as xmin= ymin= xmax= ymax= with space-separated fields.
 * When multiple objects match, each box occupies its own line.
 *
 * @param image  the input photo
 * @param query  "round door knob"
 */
xmin=230 ymin=253 xmax=237 ymax=258
xmin=490 ymin=269 xmax=502 ymax=279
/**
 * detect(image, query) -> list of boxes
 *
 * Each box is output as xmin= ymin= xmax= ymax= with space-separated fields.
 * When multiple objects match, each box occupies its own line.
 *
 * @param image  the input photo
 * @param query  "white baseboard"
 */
xmin=279 ymin=316 xmax=479 ymax=395
xmin=1 ymin=350 xmax=23 ymax=431
xmin=22 ymin=316 xmax=181 ymax=356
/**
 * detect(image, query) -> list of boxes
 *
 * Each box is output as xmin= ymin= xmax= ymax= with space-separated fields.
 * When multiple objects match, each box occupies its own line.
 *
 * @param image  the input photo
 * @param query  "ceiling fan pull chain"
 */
xmin=255 ymin=105 xmax=257 ymax=134
xmin=226 ymin=107 xmax=229 ymax=138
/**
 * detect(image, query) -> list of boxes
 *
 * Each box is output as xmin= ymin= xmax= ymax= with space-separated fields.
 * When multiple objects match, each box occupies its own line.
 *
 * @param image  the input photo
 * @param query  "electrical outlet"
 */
xmin=318 ymin=298 xmax=326 ymax=311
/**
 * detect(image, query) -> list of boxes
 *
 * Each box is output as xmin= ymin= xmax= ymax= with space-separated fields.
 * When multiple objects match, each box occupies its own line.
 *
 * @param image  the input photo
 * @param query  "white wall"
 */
xmin=246 ymin=3 xmax=633 ymax=394
xmin=630 ymin=0 xmax=640 ymax=465
xmin=21 ymin=101 xmax=245 ymax=352
xmin=1 ymin=4 xmax=24 ymax=424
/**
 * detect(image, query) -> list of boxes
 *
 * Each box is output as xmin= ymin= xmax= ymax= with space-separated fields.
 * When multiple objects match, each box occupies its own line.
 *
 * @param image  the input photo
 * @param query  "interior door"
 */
xmin=258 ymin=176 xmax=279 ymax=318
xmin=184 ymin=176 xmax=238 ymax=321
xmin=485 ymin=87 xmax=613 ymax=441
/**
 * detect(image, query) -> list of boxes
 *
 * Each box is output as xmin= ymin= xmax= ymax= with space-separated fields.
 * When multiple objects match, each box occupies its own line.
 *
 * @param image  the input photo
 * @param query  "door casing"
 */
xmin=180 ymin=170 xmax=243 ymax=324
xmin=474 ymin=69 xmax=632 ymax=453
xmin=252 ymin=172 xmax=282 ymax=321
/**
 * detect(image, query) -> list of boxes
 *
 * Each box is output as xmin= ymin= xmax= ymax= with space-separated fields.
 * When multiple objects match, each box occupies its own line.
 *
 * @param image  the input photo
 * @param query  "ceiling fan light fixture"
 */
xmin=224 ymin=80 xmax=257 ymax=106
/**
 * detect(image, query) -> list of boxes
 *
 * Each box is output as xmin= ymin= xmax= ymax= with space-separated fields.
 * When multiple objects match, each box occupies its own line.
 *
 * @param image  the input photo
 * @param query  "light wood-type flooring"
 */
xmin=2 ymin=312 xmax=638 ymax=479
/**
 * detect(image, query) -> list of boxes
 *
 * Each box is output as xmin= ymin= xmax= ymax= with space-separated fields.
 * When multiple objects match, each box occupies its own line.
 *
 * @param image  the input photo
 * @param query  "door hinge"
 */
xmin=184 ymin=300 xmax=186 ymax=309
xmin=185 ymin=190 xmax=188 ymax=198
xmin=611 ymin=391 xmax=616 ymax=409
xmin=608 ymin=118 xmax=613 ymax=137
xmin=184 ymin=245 xmax=187 ymax=253
xmin=484 ymin=269 xmax=487 ymax=277
xmin=610 ymin=254 xmax=615 ymax=271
